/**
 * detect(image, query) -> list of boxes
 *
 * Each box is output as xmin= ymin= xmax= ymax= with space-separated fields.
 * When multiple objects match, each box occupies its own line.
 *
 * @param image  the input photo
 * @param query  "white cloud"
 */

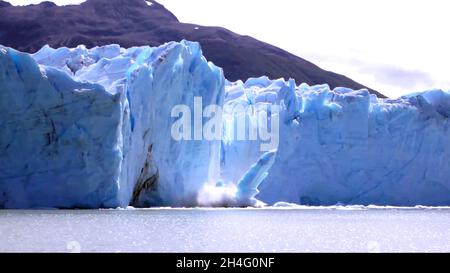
xmin=157 ymin=0 xmax=450 ymax=97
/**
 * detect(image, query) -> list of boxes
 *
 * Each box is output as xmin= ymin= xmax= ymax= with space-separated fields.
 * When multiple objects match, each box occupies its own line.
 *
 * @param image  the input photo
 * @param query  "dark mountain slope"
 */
xmin=0 ymin=0 xmax=385 ymax=97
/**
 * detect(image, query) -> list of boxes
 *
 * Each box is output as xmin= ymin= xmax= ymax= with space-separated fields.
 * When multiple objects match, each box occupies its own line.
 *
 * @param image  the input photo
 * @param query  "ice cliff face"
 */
xmin=0 ymin=41 xmax=224 ymax=208
xmin=222 ymin=77 xmax=450 ymax=206
xmin=1 ymin=42 xmax=450 ymax=208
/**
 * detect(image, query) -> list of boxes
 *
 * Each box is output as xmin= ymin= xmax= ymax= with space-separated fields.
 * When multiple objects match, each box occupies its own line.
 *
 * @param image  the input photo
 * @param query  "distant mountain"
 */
xmin=0 ymin=0 xmax=385 ymax=97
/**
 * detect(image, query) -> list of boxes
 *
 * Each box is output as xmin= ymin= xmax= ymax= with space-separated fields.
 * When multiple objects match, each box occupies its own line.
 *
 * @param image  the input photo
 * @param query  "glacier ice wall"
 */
xmin=222 ymin=77 xmax=450 ymax=206
xmin=0 ymin=47 xmax=128 ymax=209
xmin=0 ymin=41 xmax=224 ymax=208
xmin=1 ymin=42 xmax=450 ymax=208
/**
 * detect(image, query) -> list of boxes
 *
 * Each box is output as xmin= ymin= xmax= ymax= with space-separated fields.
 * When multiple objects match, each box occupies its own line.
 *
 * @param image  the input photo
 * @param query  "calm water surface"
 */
xmin=1 ymin=208 xmax=450 ymax=252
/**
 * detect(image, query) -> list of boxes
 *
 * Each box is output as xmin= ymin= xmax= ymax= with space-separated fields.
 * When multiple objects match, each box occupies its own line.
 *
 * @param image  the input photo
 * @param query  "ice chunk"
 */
xmin=129 ymin=41 xmax=225 ymax=207
xmin=197 ymin=150 xmax=277 ymax=207
xmin=244 ymin=76 xmax=272 ymax=88
xmin=236 ymin=150 xmax=277 ymax=205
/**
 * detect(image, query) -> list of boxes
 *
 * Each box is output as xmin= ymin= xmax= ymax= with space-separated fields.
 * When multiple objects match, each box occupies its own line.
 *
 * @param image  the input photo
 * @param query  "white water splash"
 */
xmin=197 ymin=150 xmax=276 ymax=207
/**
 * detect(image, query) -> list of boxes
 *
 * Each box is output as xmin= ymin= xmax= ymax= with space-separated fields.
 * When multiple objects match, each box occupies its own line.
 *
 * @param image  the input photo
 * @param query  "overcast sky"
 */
xmin=6 ymin=0 xmax=450 ymax=98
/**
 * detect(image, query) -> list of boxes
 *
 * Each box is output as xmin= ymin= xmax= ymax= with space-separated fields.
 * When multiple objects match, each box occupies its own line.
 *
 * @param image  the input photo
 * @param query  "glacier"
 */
xmin=221 ymin=77 xmax=450 ymax=206
xmin=1 ymin=42 xmax=450 ymax=209
xmin=0 ymin=41 xmax=225 ymax=208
